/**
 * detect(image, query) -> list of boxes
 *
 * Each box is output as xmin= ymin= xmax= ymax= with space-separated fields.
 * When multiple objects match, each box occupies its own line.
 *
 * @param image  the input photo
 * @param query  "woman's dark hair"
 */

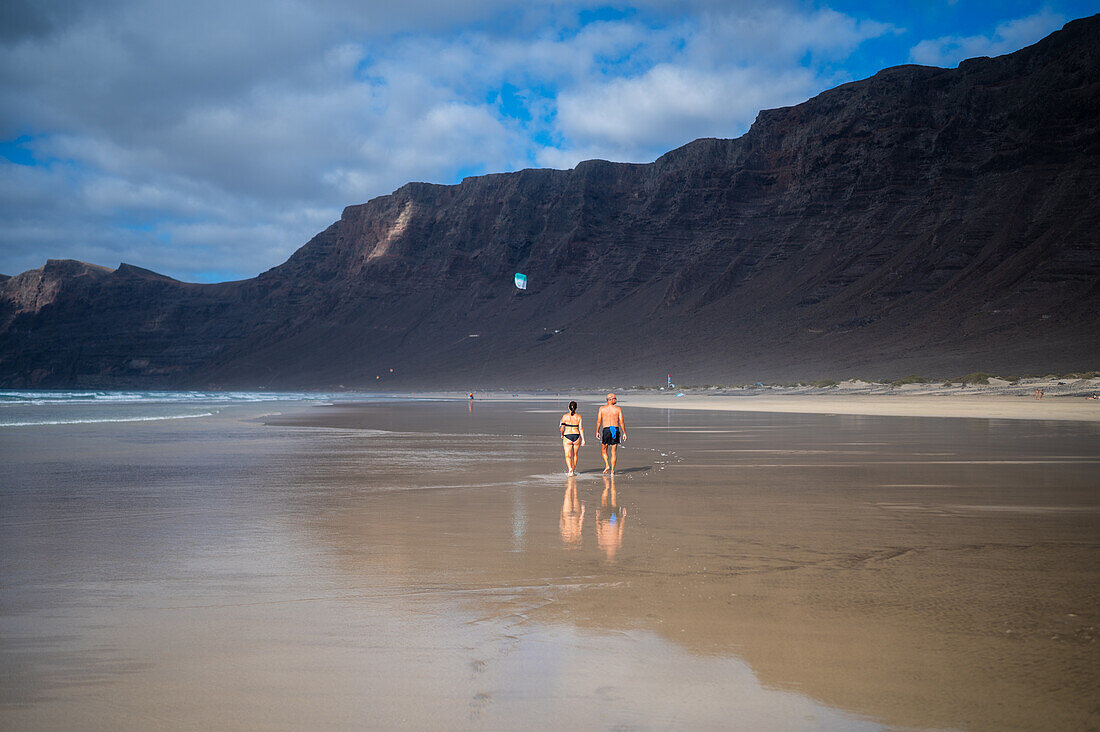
xmin=568 ymin=401 xmax=577 ymax=415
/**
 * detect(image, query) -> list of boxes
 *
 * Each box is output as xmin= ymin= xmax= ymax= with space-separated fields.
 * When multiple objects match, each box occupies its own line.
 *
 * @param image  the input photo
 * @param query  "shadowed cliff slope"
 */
xmin=2 ymin=16 xmax=1099 ymax=389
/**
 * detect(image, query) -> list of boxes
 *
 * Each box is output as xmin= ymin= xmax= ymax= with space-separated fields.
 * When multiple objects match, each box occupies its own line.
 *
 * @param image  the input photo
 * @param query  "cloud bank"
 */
xmin=909 ymin=9 xmax=1067 ymax=67
xmin=0 ymin=1 xmax=1079 ymax=281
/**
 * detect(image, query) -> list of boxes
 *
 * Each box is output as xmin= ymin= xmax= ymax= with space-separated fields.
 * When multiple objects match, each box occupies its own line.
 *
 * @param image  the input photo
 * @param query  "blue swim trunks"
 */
xmin=601 ymin=426 xmax=620 ymax=445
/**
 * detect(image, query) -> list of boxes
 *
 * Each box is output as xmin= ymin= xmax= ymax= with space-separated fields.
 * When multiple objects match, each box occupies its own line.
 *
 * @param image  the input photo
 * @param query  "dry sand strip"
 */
xmin=438 ymin=391 xmax=1100 ymax=422
xmin=619 ymin=393 xmax=1100 ymax=422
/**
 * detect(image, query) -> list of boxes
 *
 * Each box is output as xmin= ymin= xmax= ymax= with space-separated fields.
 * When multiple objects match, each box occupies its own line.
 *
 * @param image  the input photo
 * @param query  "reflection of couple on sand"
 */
xmin=595 ymin=474 xmax=625 ymax=559
xmin=559 ymin=393 xmax=628 ymax=476
xmin=560 ymin=474 xmax=626 ymax=559
xmin=560 ymin=476 xmax=584 ymax=548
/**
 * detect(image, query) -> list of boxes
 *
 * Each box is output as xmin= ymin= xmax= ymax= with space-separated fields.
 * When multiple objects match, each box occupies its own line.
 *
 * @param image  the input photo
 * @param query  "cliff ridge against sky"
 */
xmin=2 ymin=16 xmax=1098 ymax=388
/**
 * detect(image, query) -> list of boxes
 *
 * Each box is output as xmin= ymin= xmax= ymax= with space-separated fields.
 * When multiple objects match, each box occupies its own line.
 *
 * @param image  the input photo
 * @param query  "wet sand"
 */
xmin=2 ymin=400 xmax=1098 ymax=730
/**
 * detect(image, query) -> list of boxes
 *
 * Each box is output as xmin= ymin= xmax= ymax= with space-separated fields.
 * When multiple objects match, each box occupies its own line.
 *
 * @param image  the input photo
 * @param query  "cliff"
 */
xmin=2 ymin=15 xmax=1098 ymax=388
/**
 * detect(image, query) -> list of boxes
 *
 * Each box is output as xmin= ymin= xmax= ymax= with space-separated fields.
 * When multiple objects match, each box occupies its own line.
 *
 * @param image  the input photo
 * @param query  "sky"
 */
xmin=1 ymin=1 xmax=1096 ymax=282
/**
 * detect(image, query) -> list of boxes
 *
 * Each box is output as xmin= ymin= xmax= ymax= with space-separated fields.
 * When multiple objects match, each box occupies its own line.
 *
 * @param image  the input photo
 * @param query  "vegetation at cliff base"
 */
xmin=955 ymin=372 xmax=993 ymax=385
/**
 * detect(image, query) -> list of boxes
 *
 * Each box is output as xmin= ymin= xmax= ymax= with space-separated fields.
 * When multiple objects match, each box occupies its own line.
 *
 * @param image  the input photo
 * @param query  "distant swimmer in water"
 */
xmin=560 ymin=401 xmax=585 ymax=476
xmin=595 ymin=392 xmax=626 ymax=474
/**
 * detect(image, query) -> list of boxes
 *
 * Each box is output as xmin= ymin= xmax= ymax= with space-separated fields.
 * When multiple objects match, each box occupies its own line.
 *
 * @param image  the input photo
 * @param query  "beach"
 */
xmin=621 ymin=378 xmax=1100 ymax=422
xmin=2 ymin=393 xmax=1098 ymax=729
xmin=433 ymin=375 xmax=1100 ymax=422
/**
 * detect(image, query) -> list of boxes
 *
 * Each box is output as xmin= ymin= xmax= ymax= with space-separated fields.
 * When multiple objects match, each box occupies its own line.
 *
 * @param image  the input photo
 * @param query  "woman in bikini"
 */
xmin=560 ymin=401 xmax=585 ymax=476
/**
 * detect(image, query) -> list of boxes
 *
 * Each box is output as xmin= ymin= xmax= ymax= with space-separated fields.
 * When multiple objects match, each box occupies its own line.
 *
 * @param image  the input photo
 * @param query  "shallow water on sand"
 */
xmin=1 ymin=399 xmax=1097 ymax=730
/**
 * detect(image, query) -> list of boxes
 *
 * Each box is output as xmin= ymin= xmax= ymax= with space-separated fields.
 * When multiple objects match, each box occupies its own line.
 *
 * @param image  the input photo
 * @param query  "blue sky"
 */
xmin=1 ymin=1 xmax=1096 ymax=282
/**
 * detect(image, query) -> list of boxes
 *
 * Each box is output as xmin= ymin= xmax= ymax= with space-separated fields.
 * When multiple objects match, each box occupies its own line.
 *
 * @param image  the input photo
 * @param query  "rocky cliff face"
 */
xmin=2 ymin=16 xmax=1099 ymax=389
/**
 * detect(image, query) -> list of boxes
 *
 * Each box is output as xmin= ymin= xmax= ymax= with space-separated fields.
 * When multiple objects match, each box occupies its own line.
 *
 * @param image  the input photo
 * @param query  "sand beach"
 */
xmin=439 ymin=374 xmax=1100 ymax=422
xmin=4 ymin=6 xmax=1100 ymax=731
xmin=1 ymin=393 xmax=1097 ymax=729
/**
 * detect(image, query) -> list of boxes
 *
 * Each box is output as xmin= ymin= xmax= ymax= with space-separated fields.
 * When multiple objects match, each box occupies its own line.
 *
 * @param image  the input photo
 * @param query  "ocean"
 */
xmin=0 ymin=389 xmax=392 ymax=428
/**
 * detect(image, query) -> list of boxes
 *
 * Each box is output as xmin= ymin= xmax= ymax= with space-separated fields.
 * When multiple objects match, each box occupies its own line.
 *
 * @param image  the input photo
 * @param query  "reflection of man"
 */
xmin=560 ymin=477 xmax=584 ymax=549
xmin=595 ymin=393 xmax=626 ymax=475
xmin=595 ymin=474 xmax=625 ymax=560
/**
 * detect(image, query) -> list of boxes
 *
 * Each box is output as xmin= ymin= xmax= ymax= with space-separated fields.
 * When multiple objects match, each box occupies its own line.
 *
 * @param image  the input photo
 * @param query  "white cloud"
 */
xmin=551 ymin=64 xmax=818 ymax=164
xmin=542 ymin=4 xmax=892 ymax=166
xmin=688 ymin=6 xmax=896 ymax=66
xmin=0 ymin=158 xmax=341 ymax=278
xmin=909 ymin=9 xmax=1066 ymax=67
xmin=0 ymin=0 xmax=902 ymax=281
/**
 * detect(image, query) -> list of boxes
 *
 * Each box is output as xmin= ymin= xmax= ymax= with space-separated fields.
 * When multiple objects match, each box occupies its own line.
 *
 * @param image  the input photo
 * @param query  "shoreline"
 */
xmin=2 ymin=379 xmax=1097 ymax=424
xmin=410 ymin=380 xmax=1100 ymax=422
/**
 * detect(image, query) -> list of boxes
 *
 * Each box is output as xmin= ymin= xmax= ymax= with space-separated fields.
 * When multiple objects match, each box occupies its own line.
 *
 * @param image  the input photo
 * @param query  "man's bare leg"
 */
xmin=608 ymin=444 xmax=617 ymax=475
xmin=601 ymin=444 xmax=610 ymax=473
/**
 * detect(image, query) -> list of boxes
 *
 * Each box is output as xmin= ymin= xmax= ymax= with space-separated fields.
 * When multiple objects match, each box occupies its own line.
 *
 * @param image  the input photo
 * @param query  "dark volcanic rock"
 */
xmin=2 ymin=16 xmax=1099 ymax=389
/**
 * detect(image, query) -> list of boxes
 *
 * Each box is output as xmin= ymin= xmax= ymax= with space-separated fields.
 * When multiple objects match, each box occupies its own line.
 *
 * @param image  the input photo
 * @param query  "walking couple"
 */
xmin=560 ymin=393 xmax=628 ymax=476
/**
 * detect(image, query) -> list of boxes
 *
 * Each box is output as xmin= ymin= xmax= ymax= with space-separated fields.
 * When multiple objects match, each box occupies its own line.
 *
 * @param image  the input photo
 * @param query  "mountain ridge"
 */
xmin=2 ymin=15 xmax=1098 ymax=389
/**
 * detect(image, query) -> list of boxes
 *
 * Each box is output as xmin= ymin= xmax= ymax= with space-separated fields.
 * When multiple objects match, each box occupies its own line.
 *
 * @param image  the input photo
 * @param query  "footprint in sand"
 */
xmin=595 ymin=685 xmax=621 ymax=701
xmin=469 ymin=691 xmax=492 ymax=719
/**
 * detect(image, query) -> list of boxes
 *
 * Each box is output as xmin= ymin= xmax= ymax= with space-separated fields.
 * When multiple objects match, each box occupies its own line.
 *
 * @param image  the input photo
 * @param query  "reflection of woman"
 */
xmin=560 ymin=477 xmax=584 ymax=549
xmin=560 ymin=401 xmax=585 ymax=476
xmin=596 ymin=474 xmax=625 ymax=560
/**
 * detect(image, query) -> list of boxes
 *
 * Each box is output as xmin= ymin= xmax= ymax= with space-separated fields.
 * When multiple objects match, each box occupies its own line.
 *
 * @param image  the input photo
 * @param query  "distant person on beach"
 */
xmin=596 ymin=393 xmax=626 ymax=474
xmin=560 ymin=401 xmax=585 ymax=476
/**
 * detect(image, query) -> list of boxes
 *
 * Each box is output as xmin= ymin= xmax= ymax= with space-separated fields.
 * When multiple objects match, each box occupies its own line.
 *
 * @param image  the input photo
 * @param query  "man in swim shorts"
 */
xmin=595 ymin=393 xmax=627 ymax=474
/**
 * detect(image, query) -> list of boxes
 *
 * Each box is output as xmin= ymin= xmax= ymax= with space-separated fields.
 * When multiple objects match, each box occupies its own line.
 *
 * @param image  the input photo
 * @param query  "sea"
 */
xmin=0 ymin=389 xmax=382 ymax=428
